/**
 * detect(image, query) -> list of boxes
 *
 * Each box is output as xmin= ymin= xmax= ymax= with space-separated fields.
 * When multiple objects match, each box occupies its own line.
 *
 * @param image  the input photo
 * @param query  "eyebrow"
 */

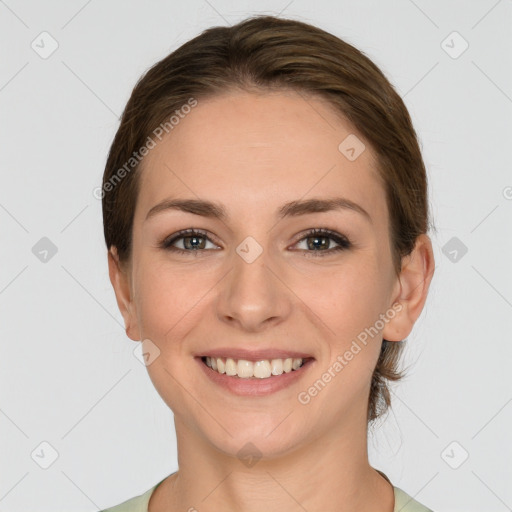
xmin=145 ymin=196 xmax=372 ymax=224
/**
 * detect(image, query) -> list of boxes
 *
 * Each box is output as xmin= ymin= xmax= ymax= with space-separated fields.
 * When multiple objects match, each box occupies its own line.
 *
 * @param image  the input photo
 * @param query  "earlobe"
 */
xmin=107 ymin=246 xmax=140 ymax=341
xmin=382 ymin=234 xmax=436 ymax=342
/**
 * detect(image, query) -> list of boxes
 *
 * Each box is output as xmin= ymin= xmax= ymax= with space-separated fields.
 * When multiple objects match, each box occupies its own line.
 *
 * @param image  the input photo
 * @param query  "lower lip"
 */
xmin=195 ymin=357 xmax=315 ymax=397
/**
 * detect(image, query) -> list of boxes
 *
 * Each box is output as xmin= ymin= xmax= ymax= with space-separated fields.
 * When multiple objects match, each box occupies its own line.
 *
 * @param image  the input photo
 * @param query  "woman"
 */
xmin=101 ymin=15 xmax=436 ymax=512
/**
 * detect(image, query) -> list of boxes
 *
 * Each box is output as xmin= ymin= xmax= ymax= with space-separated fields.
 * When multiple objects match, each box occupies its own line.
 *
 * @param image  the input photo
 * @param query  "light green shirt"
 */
xmin=101 ymin=471 xmax=433 ymax=512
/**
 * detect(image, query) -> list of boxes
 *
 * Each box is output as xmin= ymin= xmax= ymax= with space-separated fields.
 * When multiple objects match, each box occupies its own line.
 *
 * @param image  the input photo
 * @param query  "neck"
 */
xmin=149 ymin=417 xmax=394 ymax=512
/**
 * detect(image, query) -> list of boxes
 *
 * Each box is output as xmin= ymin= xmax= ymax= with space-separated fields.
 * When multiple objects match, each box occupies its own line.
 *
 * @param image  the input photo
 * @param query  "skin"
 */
xmin=108 ymin=89 xmax=435 ymax=512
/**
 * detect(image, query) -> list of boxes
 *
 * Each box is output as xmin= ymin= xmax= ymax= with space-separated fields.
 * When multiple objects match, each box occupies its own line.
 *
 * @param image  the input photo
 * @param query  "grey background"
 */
xmin=1 ymin=1 xmax=511 ymax=511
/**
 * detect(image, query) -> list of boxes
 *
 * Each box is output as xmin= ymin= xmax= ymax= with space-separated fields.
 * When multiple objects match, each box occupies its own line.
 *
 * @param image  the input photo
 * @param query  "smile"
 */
xmin=202 ymin=356 xmax=311 ymax=379
xmin=196 ymin=355 xmax=315 ymax=396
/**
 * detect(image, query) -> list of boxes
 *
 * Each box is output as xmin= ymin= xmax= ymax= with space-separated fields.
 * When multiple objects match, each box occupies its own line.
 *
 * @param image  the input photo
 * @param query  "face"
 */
xmin=110 ymin=89 xmax=424 ymax=460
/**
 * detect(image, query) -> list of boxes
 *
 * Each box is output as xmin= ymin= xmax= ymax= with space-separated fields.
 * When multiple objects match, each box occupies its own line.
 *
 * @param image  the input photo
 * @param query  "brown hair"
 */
xmin=102 ymin=15 xmax=433 ymax=424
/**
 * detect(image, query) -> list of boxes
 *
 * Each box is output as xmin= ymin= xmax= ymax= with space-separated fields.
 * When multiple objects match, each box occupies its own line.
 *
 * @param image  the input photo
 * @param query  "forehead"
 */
xmin=135 ymin=90 xmax=387 ymax=228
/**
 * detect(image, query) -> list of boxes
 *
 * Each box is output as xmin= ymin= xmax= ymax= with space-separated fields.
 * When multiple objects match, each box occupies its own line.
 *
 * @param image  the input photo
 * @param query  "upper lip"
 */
xmin=195 ymin=348 xmax=314 ymax=361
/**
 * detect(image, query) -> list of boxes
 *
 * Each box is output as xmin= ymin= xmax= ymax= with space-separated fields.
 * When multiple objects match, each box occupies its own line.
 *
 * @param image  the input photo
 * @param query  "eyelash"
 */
xmin=158 ymin=228 xmax=352 ymax=257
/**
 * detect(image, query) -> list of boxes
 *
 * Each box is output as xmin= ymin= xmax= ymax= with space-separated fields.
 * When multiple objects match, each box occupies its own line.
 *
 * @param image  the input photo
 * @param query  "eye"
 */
xmin=159 ymin=229 xmax=219 ymax=256
xmin=292 ymin=228 xmax=351 ymax=257
xmin=159 ymin=227 xmax=351 ymax=257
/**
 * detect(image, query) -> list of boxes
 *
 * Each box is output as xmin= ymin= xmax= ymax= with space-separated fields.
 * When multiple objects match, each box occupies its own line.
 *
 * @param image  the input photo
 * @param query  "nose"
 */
xmin=216 ymin=245 xmax=292 ymax=332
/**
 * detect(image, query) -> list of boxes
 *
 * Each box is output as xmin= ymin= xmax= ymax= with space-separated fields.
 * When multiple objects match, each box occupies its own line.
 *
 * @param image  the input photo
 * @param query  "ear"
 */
xmin=107 ymin=246 xmax=141 ymax=341
xmin=382 ymin=234 xmax=435 ymax=342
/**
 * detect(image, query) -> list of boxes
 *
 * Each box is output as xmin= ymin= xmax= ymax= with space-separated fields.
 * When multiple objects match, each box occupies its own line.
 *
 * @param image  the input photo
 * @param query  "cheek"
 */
xmin=133 ymin=258 xmax=223 ymax=353
xmin=296 ymin=259 xmax=388 ymax=336
xmin=133 ymin=262 xmax=213 ymax=409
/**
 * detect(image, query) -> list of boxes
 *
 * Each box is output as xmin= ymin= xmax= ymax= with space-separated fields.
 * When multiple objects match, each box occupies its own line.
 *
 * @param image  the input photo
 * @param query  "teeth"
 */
xmin=225 ymin=357 xmax=237 ymax=376
xmin=270 ymin=358 xmax=283 ymax=375
xmin=253 ymin=360 xmax=272 ymax=378
xmin=292 ymin=358 xmax=302 ymax=370
xmin=203 ymin=357 xmax=306 ymax=379
xmin=237 ymin=359 xmax=254 ymax=378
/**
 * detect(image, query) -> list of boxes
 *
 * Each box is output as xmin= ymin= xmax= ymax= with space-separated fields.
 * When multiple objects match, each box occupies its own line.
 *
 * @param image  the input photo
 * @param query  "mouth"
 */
xmin=194 ymin=348 xmax=316 ymax=396
xmin=198 ymin=355 xmax=314 ymax=379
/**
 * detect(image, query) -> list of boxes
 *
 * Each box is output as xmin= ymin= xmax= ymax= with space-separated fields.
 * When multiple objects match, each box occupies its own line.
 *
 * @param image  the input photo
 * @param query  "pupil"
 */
xmin=308 ymin=236 xmax=327 ymax=250
xmin=186 ymin=236 xmax=204 ymax=250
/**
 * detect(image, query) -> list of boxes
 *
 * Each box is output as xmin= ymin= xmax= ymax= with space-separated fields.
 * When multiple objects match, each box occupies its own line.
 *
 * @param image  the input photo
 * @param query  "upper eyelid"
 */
xmin=163 ymin=229 xmax=221 ymax=248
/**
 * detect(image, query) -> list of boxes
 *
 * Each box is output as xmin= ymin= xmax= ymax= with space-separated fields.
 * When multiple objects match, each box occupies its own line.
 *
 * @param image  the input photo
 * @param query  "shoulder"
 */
xmin=376 ymin=469 xmax=433 ymax=512
xmin=100 ymin=482 xmax=161 ymax=512
xmin=393 ymin=485 xmax=434 ymax=512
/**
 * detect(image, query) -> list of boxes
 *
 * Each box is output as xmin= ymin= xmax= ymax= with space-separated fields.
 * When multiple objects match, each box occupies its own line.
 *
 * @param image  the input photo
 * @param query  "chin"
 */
xmin=202 ymin=415 xmax=309 ymax=463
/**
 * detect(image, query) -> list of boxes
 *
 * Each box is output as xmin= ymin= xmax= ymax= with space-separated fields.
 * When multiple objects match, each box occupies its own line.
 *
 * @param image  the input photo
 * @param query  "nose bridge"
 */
xmin=216 ymin=236 xmax=291 ymax=330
